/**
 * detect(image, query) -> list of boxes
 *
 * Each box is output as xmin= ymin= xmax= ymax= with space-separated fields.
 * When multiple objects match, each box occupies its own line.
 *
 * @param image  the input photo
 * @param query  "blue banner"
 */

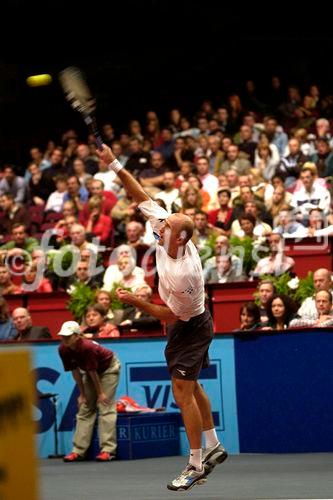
xmin=2 ymin=336 xmax=239 ymax=457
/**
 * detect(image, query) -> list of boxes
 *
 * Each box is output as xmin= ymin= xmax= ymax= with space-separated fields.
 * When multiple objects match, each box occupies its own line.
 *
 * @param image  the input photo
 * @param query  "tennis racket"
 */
xmin=59 ymin=66 xmax=103 ymax=150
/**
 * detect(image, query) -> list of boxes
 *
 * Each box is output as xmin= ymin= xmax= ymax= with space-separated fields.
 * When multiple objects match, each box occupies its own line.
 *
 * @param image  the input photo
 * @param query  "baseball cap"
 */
xmin=57 ymin=321 xmax=81 ymax=337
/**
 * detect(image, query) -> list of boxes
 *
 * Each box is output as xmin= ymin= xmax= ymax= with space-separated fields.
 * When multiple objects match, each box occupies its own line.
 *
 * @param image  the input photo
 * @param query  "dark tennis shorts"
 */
xmin=165 ymin=309 xmax=214 ymax=381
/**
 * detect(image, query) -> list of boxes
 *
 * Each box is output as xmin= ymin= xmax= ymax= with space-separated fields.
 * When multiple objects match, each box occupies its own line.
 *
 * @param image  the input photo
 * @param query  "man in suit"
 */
xmin=120 ymin=285 xmax=161 ymax=330
xmin=11 ymin=307 xmax=51 ymax=341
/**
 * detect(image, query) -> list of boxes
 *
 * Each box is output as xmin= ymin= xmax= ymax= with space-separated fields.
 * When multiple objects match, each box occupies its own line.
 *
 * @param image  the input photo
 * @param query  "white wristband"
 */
xmin=108 ymin=159 xmax=124 ymax=173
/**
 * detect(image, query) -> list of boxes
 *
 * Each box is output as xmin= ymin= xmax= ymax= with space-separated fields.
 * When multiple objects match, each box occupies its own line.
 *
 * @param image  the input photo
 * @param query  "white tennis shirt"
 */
xmin=139 ymin=199 xmax=205 ymax=321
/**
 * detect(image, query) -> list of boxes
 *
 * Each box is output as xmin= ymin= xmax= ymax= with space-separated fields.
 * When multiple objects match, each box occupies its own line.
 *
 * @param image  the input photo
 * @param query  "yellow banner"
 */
xmin=0 ymin=350 xmax=38 ymax=500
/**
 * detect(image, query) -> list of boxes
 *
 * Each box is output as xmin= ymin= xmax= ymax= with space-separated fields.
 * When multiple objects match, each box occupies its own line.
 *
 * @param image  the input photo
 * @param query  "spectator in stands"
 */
xmin=67 ymin=259 xmax=103 ymax=292
xmin=12 ymin=307 xmax=51 ymax=340
xmin=76 ymin=143 xmax=98 ymax=175
xmin=225 ymin=169 xmax=240 ymax=201
xmin=273 ymin=207 xmax=305 ymax=236
xmin=204 ymin=254 xmax=245 ymax=284
xmin=191 ymin=211 xmax=223 ymax=251
xmin=196 ymin=156 xmax=219 ymax=198
xmin=311 ymin=138 xmax=333 ymax=178
xmin=236 ymin=302 xmax=261 ymax=331
xmin=120 ymin=285 xmax=161 ymax=330
xmin=315 ymin=118 xmax=333 ymax=146
xmin=94 ymin=289 xmax=114 ymax=322
xmin=84 ymin=179 xmax=118 ymax=217
xmin=72 ymin=158 xmax=92 ymax=187
xmin=297 ymin=268 xmax=332 ymax=320
xmin=27 ymin=163 xmax=52 ymax=205
xmin=101 ymin=123 xmax=115 ymax=147
xmin=208 ymin=189 xmax=235 ymax=235
xmin=27 ymin=146 xmax=51 ymax=178
xmin=139 ymin=151 xmax=169 ymax=196
xmin=254 ymin=143 xmax=279 ymax=181
xmin=111 ymin=194 xmax=138 ymax=237
xmin=0 ymin=297 xmax=16 ymax=341
xmin=277 ymin=138 xmax=308 ymax=187
xmin=94 ymin=157 xmax=119 ymax=194
xmin=252 ymin=233 xmax=295 ymax=277
xmin=155 ymin=171 xmax=179 ymax=213
xmin=0 ymin=223 xmax=38 ymax=260
xmin=0 ymin=264 xmax=20 ymax=295
xmin=155 ymin=127 xmax=175 ymax=163
xmin=237 ymin=125 xmax=258 ymax=165
xmin=220 ymin=144 xmax=251 ymax=175
xmin=84 ymin=196 xmax=113 ymax=246
xmin=68 ymin=224 xmax=99 ymax=256
xmin=0 ymin=165 xmax=26 ymax=204
xmin=290 ymin=290 xmax=333 ymax=328
xmin=256 ymin=280 xmax=276 ymax=323
xmin=290 ymin=165 xmax=331 ymax=223
xmin=205 ymin=135 xmax=223 ymax=175
xmin=231 ymin=201 xmax=272 ymax=238
xmin=125 ymin=221 xmax=148 ymax=262
xmin=265 ymin=185 xmax=292 ymax=222
xmin=0 ymin=193 xmax=30 ymax=238
xmin=43 ymin=148 xmax=67 ymax=192
xmin=180 ymin=186 xmax=203 ymax=213
xmin=261 ymin=294 xmax=297 ymax=330
xmin=20 ymin=263 xmax=52 ymax=293
xmin=264 ymin=117 xmax=288 ymax=157
xmin=232 ymin=186 xmax=262 ymax=217
xmin=187 ymin=174 xmax=212 ymax=211
xmin=63 ymin=175 xmax=89 ymax=213
xmin=45 ymin=174 xmax=68 ymax=213
xmin=58 ymin=321 xmax=120 ymax=462
xmin=103 ymin=245 xmax=145 ymax=292
xmin=203 ymin=235 xmax=242 ymax=278
xmin=125 ymin=137 xmax=151 ymax=176
xmin=81 ymin=304 xmax=119 ymax=338
xmin=115 ymin=255 xmax=147 ymax=291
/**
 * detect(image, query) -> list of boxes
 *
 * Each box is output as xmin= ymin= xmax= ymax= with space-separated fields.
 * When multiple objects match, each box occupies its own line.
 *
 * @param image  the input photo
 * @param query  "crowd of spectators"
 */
xmin=1 ymin=77 xmax=333 ymax=339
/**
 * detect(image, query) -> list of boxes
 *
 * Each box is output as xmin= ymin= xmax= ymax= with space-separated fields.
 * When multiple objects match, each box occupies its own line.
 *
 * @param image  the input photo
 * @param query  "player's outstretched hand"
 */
xmin=116 ymin=287 xmax=136 ymax=305
xmin=96 ymin=144 xmax=116 ymax=165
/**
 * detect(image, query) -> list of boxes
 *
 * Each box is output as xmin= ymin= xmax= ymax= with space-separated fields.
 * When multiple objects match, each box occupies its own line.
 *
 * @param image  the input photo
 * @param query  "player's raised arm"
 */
xmin=96 ymin=144 xmax=150 ymax=205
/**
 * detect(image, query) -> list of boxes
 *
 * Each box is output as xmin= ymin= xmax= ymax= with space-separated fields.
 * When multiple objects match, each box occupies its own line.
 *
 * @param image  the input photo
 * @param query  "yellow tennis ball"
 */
xmin=26 ymin=74 xmax=52 ymax=87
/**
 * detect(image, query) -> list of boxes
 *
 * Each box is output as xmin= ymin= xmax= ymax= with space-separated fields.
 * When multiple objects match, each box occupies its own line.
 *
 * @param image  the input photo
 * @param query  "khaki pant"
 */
xmin=72 ymin=356 xmax=121 ymax=456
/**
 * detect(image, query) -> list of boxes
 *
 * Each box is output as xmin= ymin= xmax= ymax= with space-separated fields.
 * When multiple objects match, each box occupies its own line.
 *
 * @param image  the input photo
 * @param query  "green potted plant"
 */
xmin=67 ymin=282 xmax=96 ymax=322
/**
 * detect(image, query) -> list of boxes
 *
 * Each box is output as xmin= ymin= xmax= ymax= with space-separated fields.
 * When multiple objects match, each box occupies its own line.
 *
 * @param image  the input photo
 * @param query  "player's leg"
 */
xmin=194 ymin=381 xmax=228 ymax=476
xmin=167 ymin=377 xmax=206 ymax=491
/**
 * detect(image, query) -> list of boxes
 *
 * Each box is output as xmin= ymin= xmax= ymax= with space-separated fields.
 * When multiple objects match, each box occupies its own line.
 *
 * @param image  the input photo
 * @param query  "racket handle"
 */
xmin=94 ymin=133 xmax=104 ymax=151
xmin=84 ymin=115 xmax=104 ymax=151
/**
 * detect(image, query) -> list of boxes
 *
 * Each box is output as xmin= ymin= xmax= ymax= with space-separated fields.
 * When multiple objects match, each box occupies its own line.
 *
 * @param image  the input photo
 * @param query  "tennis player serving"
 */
xmin=97 ymin=144 xmax=228 ymax=491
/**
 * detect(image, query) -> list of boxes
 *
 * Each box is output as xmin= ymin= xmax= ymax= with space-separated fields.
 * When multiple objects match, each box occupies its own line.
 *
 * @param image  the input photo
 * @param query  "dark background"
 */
xmin=1 ymin=1 xmax=333 ymax=165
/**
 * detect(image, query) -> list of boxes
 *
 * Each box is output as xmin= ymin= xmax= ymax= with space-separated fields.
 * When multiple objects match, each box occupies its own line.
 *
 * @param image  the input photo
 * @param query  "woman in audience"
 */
xmin=236 ymin=302 xmax=261 ymax=331
xmin=187 ymin=174 xmax=213 ymax=211
xmin=72 ymin=158 xmax=92 ymax=187
xmin=254 ymin=133 xmax=280 ymax=177
xmin=261 ymin=294 xmax=297 ymax=331
xmin=208 ymin=189 xmax=235 ymax=235
xmin=94 ymin=289 xmax=114 ymax=322
xmin=0 ymin=297 xmax=16 ymax=341
xmin=81 ymin=304 xmax=119 ymax=338
xmin=180 ymin=186 xmax=203 ymax=213
xmin=254 ymin=144 xmax=279 ymax=181
xmin=237 ymin=213 xmax=256 ymax=240
xmin=84 ymin=196 xmax=113 ymax=246
xmin=20 ymin=264 xmax=52 ymax=293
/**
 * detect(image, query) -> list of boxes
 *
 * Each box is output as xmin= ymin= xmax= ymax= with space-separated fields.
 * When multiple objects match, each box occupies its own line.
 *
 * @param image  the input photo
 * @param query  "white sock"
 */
xmin=189 ymin=448 xmax=202 ymax=471
xmin=204 ymin=428 xmax=219 ymax=449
